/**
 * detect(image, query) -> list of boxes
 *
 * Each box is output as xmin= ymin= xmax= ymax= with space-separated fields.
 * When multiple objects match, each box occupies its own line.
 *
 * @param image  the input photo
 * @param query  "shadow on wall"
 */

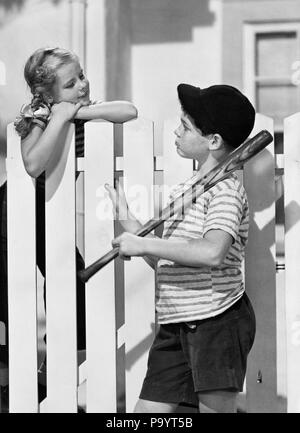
xmin=0 ymin=0 xmax=62 ymax=10
xmin=106 ymin=0 xmax=216 ymax=100
xmin=0 ymin=0 xmax=64 ymax=26
xmin=0 ymin=118 xmax=6 ymax=158
xmin=130 ymin=0 xmax=215 ymax=44
xmin=0 ymin=0 xmax=26 ymax=11
xmin=0 ymin=135 xmax=5 ymax=159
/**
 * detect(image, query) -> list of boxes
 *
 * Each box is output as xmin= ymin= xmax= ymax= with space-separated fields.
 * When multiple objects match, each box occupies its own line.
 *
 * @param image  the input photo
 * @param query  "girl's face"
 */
xmin=174 ymin=111 xmax=211 ymax=164
xmin=51 ymin=59 xmax=90 ymax=104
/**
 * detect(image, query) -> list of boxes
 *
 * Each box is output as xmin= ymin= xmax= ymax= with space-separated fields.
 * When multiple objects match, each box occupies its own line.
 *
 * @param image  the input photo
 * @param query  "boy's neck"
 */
xmin=196 ymin=148 xmax=231 ymax=177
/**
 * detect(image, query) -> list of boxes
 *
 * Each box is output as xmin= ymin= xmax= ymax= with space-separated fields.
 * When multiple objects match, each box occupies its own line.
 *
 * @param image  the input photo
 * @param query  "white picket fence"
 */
xmin=1 ymin=113 xmax=300 ymax=413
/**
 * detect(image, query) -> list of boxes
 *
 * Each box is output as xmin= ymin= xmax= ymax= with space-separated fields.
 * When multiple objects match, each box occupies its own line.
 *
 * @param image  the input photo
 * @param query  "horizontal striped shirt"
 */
xmin=156 ymin=172 xmax=249 ymax=324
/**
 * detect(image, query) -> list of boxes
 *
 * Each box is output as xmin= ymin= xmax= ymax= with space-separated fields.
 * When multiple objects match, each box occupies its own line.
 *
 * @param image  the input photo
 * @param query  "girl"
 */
xmin=0 ymin=47 xmax=137 ymax=384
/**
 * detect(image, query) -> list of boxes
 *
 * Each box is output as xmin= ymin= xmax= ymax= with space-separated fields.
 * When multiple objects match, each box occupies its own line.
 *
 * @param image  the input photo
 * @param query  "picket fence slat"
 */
xmin=6 ymin=124 xmax=38 ymax=412
xmin=244 ymin=114 xmax=277 ymax=412
xmin=284 ymin=113 xmax=300 ymax=413
xmin=84 ymin=121 xmax=116 ymax=413
xmin=123 ymin=118 xmax=156 ymax=412
xmin=44 ymin=124 xmax=78 ymax=412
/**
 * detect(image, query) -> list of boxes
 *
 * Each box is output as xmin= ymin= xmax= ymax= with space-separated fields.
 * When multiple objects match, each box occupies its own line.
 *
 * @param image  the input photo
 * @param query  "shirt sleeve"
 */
xmin=203 ymin=185 xmax=244 ymax=242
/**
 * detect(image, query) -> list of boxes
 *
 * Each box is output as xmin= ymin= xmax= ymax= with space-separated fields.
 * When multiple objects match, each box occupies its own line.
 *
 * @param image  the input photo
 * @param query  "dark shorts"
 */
xmin=139 ymin=293 xmax=256 ymax=406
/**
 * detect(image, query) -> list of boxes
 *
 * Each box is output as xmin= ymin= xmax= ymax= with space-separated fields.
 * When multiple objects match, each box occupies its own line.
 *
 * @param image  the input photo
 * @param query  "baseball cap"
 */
xmin=177 ymin=83 xmax=255 ymax=148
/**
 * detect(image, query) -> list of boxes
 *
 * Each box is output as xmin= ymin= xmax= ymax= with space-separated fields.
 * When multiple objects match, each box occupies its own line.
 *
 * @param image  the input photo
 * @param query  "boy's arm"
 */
xmin=74 ymin=101 xmax=138 ymax=123
xmin=113 ymin=229 xmax=233 ymax=268
xmin=105 ymin=182 xmax=158 ymax=270
xmin=119 ymin=209 xmax=159 ymax=270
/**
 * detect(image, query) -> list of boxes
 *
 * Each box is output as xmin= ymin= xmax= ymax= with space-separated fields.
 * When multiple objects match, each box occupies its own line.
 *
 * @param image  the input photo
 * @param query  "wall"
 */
xmin=0 ymin=0 xmax=70 ymax=185
xmin=222 ymin=0 xmax=300 ymax=89
xmin=106 ymin=0 xmax=223 ymax=155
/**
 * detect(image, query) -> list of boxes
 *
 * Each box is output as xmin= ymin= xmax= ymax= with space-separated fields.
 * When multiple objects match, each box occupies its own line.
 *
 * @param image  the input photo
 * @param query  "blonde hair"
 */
xmin=15 ymin=47 xmax=78 ymax=138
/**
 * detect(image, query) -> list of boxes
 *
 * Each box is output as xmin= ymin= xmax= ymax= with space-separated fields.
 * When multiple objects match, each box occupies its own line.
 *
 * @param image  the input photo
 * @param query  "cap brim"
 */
xmin=177 ymin=83 xmax=212 ymax=130
xmin=177 ymin=83 xmax=200 ymax=110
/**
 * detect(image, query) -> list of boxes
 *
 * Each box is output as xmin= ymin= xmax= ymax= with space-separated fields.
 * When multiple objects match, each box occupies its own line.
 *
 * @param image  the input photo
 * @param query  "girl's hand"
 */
xmin=105 ymin=181 xmax=130 ymax=222
xmin=112 ymin=232 xmax=146 ymax=260
xmin=51 ymin=101 xmax=84 ymax=122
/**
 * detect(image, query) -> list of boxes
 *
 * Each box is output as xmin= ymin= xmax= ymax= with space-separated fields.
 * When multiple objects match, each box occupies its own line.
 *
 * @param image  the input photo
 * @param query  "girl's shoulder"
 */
xmin=19 ymin=103 xmax=51 ymax=121
xmin=14 ymin=103 xmax=52 ymax=137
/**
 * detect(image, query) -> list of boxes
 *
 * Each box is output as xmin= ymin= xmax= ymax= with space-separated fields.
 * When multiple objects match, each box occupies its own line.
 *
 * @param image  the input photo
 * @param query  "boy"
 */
xmin=105 ymin=83 xmax=256 ymax=413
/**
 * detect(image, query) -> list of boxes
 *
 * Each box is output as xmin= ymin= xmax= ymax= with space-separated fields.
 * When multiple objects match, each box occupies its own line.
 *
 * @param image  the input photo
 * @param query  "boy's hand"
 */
xmin=51 ymin=101 xmax=84 ymax=122
xmin=112 ymin=232 xmax=146 ymax=260
xmin=105 ymin=181 xmax=130 ymax=222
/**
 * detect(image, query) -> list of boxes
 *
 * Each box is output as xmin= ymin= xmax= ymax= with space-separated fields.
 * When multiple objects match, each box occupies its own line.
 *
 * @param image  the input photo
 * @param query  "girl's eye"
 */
xmin=80 ymin=73 xmax=85 ymax=80
xmin=65 ymin=82 xmax=75 ymax=89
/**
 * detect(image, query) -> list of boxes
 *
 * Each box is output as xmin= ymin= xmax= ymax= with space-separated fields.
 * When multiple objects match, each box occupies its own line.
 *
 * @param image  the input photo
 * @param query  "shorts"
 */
xmin=139 ymin=293 xmax=256 ymax=406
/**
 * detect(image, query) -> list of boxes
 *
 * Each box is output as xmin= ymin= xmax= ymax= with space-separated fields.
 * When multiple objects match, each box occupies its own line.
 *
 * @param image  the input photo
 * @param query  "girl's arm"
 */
xmin=112 ymin=229 xmax=233 ymax=268
xmin=21 ymin=101 xmax=82 ymax=178
xmin=74 ymin=101 xmax=138 ymax=123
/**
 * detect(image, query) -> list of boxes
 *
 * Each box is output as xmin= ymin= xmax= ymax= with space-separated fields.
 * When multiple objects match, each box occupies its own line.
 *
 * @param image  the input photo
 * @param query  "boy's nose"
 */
xmin=174 ymin=127 xmax=180 ymax=137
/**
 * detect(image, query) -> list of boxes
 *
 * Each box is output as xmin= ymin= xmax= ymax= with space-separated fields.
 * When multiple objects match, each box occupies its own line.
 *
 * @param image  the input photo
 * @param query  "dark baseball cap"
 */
xmin=177 ymin=83 xmax=255 ymax=148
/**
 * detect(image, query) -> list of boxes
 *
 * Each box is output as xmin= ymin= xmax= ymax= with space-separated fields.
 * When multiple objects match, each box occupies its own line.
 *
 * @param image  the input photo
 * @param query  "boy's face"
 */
xmin=174 ymin=112 xmax=210 ymax=163
xmin=51 ymin=60 xmax=90 ymax=104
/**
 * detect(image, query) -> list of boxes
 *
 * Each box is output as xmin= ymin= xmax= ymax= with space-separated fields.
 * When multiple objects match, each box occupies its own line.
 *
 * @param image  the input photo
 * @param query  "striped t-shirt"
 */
xmin=156 ymin=172 xmax=249 ymax=324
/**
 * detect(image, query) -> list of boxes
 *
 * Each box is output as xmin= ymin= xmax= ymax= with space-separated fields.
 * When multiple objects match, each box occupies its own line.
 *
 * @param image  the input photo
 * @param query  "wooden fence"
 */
xmin=1 ymin=113 xmax=300 ymax=412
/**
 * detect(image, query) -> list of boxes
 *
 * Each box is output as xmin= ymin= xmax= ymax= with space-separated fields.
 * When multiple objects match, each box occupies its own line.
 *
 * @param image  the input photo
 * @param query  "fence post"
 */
xmin=243 ymin=114 xmax=277 ymax=412
xmin=6 ymin=123 xmax=39 ymax=412
xmin=84 ymin=121 xmax=116 ymax=412
xmin=122 ymin=118 xmax=156 ymax=412
xmin=284 ymin=112 xmax=300 ymax=413
xmin=42 ymin=124 xmax=78 ymax=412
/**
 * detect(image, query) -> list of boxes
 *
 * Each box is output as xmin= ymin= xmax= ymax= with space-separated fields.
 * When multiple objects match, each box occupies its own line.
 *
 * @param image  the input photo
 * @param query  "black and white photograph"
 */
xmin=0 ymin=0 xmax=299 ymax=417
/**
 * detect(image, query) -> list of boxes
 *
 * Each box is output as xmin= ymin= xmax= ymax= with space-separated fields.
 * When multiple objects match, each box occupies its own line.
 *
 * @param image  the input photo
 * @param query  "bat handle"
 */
xmin=78 ymin=247 xmax=119 ymax=283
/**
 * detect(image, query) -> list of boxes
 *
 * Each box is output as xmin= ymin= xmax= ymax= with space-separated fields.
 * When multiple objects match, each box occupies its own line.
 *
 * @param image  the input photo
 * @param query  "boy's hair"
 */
xmin=177 ymin=83 xmax=255 ymax=148
xmin=15 ymin=47 xmax=78 ymax=139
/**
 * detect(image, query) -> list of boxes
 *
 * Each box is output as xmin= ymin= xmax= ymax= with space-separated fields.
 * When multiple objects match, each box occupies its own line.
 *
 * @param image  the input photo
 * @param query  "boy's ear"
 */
xmin=208 ymin=134 xmax=224 ymax=151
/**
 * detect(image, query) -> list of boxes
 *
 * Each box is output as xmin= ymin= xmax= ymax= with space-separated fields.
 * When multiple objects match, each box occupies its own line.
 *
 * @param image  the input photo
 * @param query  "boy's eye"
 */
xmin=79 ymin=72 xmax=85 ymax=80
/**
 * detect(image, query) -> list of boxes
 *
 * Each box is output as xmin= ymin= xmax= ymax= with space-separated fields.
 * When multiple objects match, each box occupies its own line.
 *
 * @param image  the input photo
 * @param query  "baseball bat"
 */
xmin=78 ymin=129 xmax=273 ymax=283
